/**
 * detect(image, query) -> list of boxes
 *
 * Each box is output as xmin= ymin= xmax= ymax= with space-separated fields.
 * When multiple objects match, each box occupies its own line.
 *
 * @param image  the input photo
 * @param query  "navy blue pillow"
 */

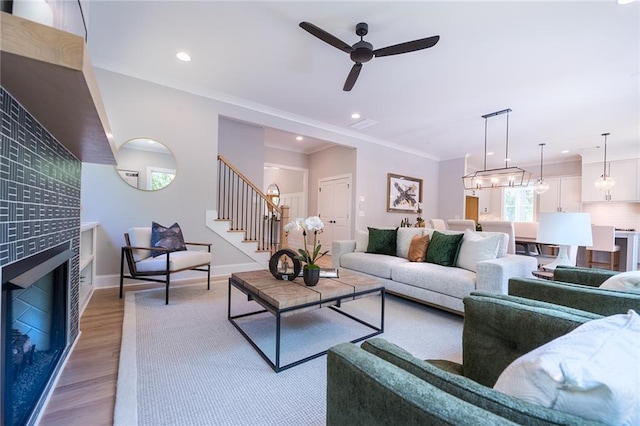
xmin=150 ymin=222 xmax=187 ymax=257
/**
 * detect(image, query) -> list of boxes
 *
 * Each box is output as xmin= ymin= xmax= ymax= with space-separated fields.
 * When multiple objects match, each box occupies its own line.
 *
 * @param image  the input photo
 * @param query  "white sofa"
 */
xmin=332 ymin=227 xmax=538 ymax=315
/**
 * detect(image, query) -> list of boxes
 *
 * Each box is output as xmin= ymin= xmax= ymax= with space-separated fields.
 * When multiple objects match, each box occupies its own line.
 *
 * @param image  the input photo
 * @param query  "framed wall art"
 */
xmin=387 ymin=173 xmax=423 ymax=213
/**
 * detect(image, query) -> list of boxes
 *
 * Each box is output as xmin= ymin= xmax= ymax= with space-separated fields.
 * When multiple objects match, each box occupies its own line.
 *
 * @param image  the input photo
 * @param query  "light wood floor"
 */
xmin=40 ymin=256 xmax=333 ymax=425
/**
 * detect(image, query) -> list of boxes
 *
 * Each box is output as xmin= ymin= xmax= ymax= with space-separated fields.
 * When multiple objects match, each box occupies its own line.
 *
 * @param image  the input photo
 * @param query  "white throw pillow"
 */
xmin=396 ymin=227 xmax=424 ymax=259
xmin=494 ymin=310 xmax=640 ymax=426
xmin=355 ymin=229 xmax=369 ymax=252
xmin=600 ymin=271 xmax=640 ymax=293
xmin=456 ymin=229 xmax=500 ymax=272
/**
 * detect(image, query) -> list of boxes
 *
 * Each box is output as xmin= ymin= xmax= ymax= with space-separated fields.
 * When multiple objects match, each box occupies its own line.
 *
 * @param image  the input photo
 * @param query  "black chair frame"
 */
xmin=119 ymin=232 xmax=211 ymax=304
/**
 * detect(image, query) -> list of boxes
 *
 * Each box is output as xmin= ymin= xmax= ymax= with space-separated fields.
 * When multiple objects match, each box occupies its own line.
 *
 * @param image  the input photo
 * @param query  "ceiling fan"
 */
xmin=299 ymin=21 xmax=440 ymax=91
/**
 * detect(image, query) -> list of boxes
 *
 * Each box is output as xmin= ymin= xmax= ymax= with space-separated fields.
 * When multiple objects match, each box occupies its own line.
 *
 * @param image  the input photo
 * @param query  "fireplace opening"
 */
xmin=2 ymin=245 xmax=73 ymax=426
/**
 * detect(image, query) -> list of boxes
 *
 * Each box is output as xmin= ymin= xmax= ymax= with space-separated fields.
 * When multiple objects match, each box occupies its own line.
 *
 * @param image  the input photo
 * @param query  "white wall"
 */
xmin=83 ymin=68 xmax=446 ymax=281
xmin=353 ymin=144 xmax=439 ymax=231
xmin=438 ymin=157 xmax=466 ymax=221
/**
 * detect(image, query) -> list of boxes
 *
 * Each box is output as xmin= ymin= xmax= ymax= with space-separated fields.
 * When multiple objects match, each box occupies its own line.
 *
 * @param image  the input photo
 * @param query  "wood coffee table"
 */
xmin=228 ymin=269 xmax=385 ymax=372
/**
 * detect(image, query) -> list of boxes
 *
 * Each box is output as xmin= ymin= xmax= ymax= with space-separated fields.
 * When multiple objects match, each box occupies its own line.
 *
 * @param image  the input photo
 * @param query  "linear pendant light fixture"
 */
xmin=533 ymin=143 xmax=549 ymax=194
xmin=462 ymin=108 xmax=531 ymax=190
xmin=594 ymin=132 xmax=615 ymax=191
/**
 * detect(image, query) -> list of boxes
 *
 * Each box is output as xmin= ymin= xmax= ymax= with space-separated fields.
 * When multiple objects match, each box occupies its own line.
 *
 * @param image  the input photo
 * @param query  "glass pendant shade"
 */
xmin=595 ymin=175 xmax=616 ymax=191
xmin=533 ymin=179 xmax=549 ymax=194
xmin=594 ymin=132 xmax=615 ymax=191
xmin=533 ymin=143 xmax=549 ymax=195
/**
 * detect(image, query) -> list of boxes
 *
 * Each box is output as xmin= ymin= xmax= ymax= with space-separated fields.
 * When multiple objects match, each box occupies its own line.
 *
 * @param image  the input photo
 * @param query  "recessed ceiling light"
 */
xmin=617 ymin=0 xmax=635 ymax=5
xmin=296 ymin=136 xmax=303 ymax=141
xmin=176 ymin=51 xmax=191 ymax=61
xmin=504 ymin=158 xmax=511 ymax=162
xmin=561 ymin=150 xmax=570 ymax=154
xmin=351 ymin=113 xmax=361 ymax=119
xmin=487 ymin=152 xmax=494 ymax=156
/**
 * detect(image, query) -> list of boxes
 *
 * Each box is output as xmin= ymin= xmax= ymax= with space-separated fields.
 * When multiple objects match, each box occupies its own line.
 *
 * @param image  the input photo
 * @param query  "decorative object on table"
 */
xmin=387 ymin=173 xmax=423 ymax=213
xmin=537 ymin=212 xmax=593 ymax=270
xmin=268 ymin=249 xmax=302 ymax=281
xmin=414 ymin=202 xmax=425 ymax=227
xmin=284 ymin=216 xmax=329 ymax=286
xmin=533 ymin=143 xmax=549 ymax=195
xmin=400 ymin=217 xmax=412 ymax=227
xmin=594 ymin=132 xmax=615 ymax=192
xmin=462 ymin=108 xmax=531 ymax=190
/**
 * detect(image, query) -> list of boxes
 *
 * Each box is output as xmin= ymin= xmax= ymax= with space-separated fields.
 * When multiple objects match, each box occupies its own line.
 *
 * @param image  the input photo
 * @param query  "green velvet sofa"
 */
xmin=509 ymin=265 xmax=640 ymax=316
xmin=326 ymin=292 xmax=604 ymax=425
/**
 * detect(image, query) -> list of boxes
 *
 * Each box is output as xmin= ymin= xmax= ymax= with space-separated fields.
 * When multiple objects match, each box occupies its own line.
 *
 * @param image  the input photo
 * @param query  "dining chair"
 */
xmin=586 ymin=225 xmax=620 ymax=271
xmin=479 ymin=220 xmax=516 ymax=255
xmin=429 ymin=219 xmax=447 ymax=230
xmin=446 ymin=219 xmax=475 ymax=232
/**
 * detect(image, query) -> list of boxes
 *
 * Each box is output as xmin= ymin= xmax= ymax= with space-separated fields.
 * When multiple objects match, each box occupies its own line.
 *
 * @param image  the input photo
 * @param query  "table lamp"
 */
xmin=537 ymin=212 xmax=593 ymax=270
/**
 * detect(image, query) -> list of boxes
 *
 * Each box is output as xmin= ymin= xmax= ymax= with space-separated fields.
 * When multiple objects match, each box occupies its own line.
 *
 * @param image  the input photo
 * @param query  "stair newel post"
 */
xmin=280 ymin=205 xmax=290 ymax=249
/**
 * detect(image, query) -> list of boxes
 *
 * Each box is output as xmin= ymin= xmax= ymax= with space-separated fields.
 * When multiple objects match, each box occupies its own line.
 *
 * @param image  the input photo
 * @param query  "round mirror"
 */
xmin=266 ymin=183 xmax=280 ymax=206
xmin=116 ymin=138 xmax=177 ymax=191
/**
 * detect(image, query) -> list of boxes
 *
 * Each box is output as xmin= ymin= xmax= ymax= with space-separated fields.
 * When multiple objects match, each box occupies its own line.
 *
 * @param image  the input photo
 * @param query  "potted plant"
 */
xmin=284 ymin=216 xmax=329 ymax=286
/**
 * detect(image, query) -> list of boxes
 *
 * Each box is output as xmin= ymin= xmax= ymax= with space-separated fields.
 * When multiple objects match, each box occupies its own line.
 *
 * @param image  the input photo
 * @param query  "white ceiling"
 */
xmin=86 ymin=1 xmax=640 ymax=169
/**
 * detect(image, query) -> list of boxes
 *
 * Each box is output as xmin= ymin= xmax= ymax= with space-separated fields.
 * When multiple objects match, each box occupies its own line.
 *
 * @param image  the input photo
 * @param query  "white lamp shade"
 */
xmin=537 ymin=212 xmax=593 ymax=247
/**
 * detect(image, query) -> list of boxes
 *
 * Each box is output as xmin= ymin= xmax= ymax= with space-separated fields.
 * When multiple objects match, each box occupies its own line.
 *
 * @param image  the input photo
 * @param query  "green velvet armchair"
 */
xmin=509 ymin=265 xmax=640 ymax=316
xmin=326 ymin=292 xmax=603 ymax=425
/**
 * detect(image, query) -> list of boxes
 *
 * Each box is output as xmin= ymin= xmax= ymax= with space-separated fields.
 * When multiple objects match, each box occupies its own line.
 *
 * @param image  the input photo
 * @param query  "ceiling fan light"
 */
xmin=533 ymin=179 xmax=549 ymax=195
xmin=595 ymin=175 xmax=616 ymax=191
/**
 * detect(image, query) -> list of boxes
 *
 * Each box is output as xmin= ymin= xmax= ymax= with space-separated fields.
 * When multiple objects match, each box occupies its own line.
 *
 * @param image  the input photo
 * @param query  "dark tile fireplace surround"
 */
xmin=0 ymin=87 xmax=81 ymax=425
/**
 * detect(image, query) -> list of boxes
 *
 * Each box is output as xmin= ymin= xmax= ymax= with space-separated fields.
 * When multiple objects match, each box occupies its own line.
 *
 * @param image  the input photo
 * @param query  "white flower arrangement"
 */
xmin=284 ymin=216 xmax=329 ymax=269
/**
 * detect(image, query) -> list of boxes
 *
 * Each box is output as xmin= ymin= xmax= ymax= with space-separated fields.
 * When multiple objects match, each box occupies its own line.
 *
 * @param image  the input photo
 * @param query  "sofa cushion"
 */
xmin=391 ymin=262 xmax=476 ymax=299
xmin=494 ymin=309 xmax=640 ymax=425
xmin=457 ymin=230 xmax=501 ymax=273
xmin=408 ymin=235 xmax=429 ymax=262
xmin=366 ymin=227 xmax=398 ymax=256
xmin=135 ymin=250 xmax=211 ymax=272
xmin=340 ymin=252 xmax=408 ymax=279
xmin=128 ymin=227 xmax=153 ymax=262
xmin=426 ymin=231 xmax=464 ymax=267
xmin=600 ymin=271 xmax=640 ymax=293
xmin=361 ymin=338 xmax=599 ymax=425
xmin=396 ymin=227 xmax=425 ymax=258
xmin=150 ymin=221 xmax=187 ymax=257
xmin=355 ymin=229 xmax=369 ymax=252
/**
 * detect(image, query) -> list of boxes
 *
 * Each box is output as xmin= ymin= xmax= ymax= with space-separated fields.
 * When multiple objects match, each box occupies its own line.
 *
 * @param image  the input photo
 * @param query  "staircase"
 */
xmin=206 ymin=156 xmax=289 ymax=268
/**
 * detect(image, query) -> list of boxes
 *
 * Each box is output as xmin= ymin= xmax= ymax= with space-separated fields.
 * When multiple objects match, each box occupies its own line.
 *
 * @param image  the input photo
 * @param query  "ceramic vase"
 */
xmin=303 ymin=266 xmax=320 ymax=286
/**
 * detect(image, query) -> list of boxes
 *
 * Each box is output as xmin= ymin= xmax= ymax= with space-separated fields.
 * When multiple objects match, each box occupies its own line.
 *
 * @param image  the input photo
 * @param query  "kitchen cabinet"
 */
xmin=538 ymin=176 xmax=581 ymax=213
xmin=79 ymin=222 xmax=98 ymax=313
xmin=582 ymin=159 xmax=639 ymax=202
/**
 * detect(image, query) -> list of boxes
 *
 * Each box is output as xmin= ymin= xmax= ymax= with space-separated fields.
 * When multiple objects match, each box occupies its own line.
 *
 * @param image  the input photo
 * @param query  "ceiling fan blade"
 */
xmin=299 ymin=22 xmax=354 ymax=54
xmin=343 ymin=63 xmax=362 ymax=92
xmin=373 ymin=35 xmax=440 ymax=58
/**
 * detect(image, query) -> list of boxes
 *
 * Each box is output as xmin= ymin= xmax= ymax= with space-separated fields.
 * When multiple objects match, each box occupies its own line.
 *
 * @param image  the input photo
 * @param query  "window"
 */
xmin=147 ymin=167 xmax=176 ymax=190
xmin=503 ymin=187 xmax=534 ymax=221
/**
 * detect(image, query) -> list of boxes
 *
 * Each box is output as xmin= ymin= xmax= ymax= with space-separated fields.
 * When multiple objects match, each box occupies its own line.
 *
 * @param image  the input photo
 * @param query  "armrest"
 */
xmin=475 ymin=255 xmax=538 ymax=294
xmin=185 ymin=242 xmax=212 ymax=252
xmin=462 ymin=292 xmax=600 ymax=387
xmin=509 ymin=277 xmax=640 ymax=316
xmin=327 ymin=343 xmax=515 ymax=426
xmin=122 ymin=245 xmax=170 ymax=253
xmin=331 ymin=240 xmax=356 ymax=269
xmin=553 ymin=265 xmax=617 ymax=287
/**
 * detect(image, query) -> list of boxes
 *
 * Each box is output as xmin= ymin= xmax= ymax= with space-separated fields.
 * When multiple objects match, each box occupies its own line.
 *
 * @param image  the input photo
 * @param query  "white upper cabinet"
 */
xmin=538 ymin=176 xmax=581 ymax=213
xmin=582 ymin=160 xmax=639 ymax=202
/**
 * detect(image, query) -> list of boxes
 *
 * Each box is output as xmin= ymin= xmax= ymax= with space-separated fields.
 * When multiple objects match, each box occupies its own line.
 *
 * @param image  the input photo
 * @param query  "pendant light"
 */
xmin=462 ymin=108 xmax=531 ymax=190
xmin=594 ymin=132 xmax=615 ymax=191
xmin=533 ymin=143 xmax=549 ymax=195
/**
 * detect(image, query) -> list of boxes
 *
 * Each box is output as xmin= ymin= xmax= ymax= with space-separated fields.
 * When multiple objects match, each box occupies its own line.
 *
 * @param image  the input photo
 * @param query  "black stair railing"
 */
xmin=217 ymin=155 xmax=289 ymax=253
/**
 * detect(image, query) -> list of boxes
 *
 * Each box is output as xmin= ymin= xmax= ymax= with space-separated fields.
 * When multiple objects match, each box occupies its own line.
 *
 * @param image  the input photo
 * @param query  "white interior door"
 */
xmin=318 ymin=175 xmax=352 ymax=255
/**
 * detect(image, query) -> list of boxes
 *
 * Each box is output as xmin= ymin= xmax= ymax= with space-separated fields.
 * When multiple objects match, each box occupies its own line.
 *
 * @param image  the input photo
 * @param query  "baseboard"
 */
xmin=94 ymin=262 xmax=262 ymax=289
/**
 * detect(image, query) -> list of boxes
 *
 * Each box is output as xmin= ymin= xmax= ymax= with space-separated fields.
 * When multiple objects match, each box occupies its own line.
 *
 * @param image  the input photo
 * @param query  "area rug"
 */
xmin=114 ymin=280 xmax=463 ymax=425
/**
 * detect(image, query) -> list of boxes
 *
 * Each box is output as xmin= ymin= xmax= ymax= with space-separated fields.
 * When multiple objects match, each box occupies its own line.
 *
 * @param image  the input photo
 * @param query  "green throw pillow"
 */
xmin=426 ymin=231 xmax=464 ymax=266
xmin=366 ymin=227 xmax=398 ymax=256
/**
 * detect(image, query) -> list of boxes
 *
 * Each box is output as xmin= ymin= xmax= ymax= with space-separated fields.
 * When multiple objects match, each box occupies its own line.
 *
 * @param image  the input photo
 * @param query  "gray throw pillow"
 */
xmin=150 ymin=221 xmax=187 ymax=257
